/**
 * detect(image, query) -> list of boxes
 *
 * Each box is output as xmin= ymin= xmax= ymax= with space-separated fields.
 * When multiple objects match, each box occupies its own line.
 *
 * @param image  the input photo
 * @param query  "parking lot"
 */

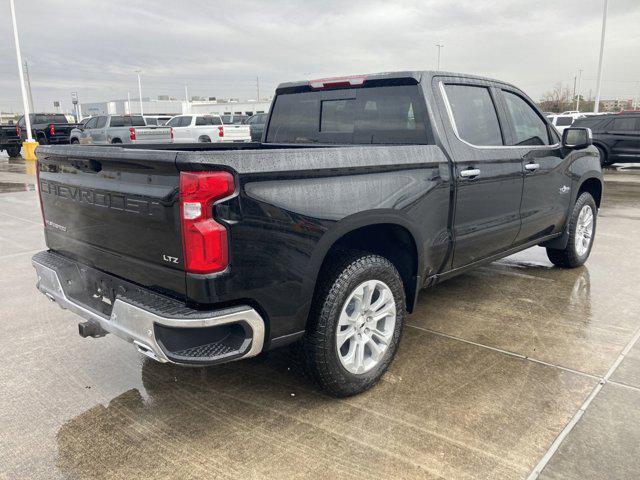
xmin=0 ymin=152 xmax=638 ymax=480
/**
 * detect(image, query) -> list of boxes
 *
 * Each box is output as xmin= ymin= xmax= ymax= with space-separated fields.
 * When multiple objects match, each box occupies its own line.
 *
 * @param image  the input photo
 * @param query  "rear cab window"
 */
xmin=555 ymin=116 xmax=574 ymax=127
xmin=34 ymin=114 xmax=69 ymax=124
xmin=266 ymin=84 xmax=430 ymax=144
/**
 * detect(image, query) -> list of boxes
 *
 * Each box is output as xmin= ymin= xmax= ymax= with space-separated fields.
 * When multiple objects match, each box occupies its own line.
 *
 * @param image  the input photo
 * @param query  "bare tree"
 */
xmin=538 ymin=83 xmax=574 ymax=113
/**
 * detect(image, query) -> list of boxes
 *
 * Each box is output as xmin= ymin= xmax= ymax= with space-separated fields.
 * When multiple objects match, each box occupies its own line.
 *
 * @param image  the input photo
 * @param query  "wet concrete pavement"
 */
xmin=0 ymin=153 xmax=639 ymax=479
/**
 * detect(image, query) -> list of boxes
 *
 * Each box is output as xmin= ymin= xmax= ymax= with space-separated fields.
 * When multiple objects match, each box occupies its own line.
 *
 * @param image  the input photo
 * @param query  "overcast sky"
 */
xmin=1 ymin=0 xmax=639 ymax=113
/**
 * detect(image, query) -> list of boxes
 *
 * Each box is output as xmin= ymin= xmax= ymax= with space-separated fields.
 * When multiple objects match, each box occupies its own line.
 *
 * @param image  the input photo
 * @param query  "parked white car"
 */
xmin=547 ymin=113 xmax=586 ymax=134
xmin=166 ymin=114 xmax=251 ymax=143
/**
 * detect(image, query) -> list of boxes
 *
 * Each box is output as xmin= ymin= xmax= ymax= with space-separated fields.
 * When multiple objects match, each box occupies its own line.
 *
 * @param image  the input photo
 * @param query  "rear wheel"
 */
xmin=6 ymin=146 xmax=21 ymax=157
xmin=302 ymin=251 xmax=405 ymax=397
xmin=70 ymin=138 xmax=79 ymax=145
xmin=111 ymin=138 xmax=122 ymax=144
xmin=198 ymin=136 xmax=211 ymax=143
xmin=546 ymin=192 xmax=597 ymax=268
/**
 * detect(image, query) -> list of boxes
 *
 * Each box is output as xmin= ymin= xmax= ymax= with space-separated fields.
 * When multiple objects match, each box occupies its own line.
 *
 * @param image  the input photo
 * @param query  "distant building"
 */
xmin=80 ymin=98 xmax=272 ymax=118
xmin=599 ymin=98 xmax=634 ymax=112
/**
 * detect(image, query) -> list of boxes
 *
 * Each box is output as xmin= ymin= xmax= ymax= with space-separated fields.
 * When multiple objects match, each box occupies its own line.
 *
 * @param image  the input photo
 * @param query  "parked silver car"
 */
xmin=70 ymin=115 xmax=172 ymax=144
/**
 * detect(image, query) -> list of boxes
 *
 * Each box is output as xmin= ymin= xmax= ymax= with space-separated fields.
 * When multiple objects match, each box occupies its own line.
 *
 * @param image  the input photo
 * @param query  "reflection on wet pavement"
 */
xmin=0 ymin=155 xmax=639 ymax=479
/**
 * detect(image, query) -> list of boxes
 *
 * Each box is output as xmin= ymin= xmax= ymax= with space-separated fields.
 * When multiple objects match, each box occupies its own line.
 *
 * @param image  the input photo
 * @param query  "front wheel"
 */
xmin=302 ymin=251 xmax=405 ymax=397
xmin=547 ymin=192 xmax=597 ymax=268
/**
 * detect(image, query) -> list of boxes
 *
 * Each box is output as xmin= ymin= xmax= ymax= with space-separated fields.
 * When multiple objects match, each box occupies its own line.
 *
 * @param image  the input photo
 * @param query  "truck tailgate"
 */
xmin=134 ymin=127 xmax=172 ymax=143
xmin=222 ymin=125 xmax=250 ymax=142
xmin=37 ymin=145 xmax=186 ymax=298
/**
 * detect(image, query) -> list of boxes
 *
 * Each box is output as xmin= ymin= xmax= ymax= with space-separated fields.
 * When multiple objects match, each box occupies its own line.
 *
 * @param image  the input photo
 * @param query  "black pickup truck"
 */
xmin=0 ymin=123 xmax=22 ymax=157
xmin=17 ymin=113 xmax=78 ymax=145
xmin=33 ymin=71 xmax=602 ymax=396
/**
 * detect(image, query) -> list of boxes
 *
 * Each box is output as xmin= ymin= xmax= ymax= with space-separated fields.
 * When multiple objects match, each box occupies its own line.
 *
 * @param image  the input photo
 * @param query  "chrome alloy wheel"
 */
xmin=575 ymin=205 xmax=594 ymax=257
xmin=336 ymin=280 xmax=396 ymax=374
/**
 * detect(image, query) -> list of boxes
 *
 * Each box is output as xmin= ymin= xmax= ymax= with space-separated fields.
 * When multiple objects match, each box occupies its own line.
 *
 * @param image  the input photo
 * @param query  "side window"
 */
xmin=502 ymin=91 xmax=550 ymax=146
xmin=110 ymin=116 xmax=125 ymax=127
xmin=165 ymin=117 xmax=180 ymax=127
xmin=95 ymin=116 xmax=107 ymax=128
xmin=610 ymin=117 xmax=637 ymax=132
xmin=444 ymin=84 xmax=503 ymax=146
xmin=85 ymin=117 xmax=98 ymax=129
xmin=179 ymin=116 xmax=192 ymax=127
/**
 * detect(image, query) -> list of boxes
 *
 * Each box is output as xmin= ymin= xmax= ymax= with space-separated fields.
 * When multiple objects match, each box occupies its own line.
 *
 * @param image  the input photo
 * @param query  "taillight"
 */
xmin=179 ymin=171 xmax=235 ymax=273
xmin=129 ymin=128 xmax=136 ymax=141
xmin=218 ymin=126 xmax=224 ymax=138
xmin=170 ymin=127 xmax=174 ymax=140
xmin=49 ymin=124 xmax=55 ymax=136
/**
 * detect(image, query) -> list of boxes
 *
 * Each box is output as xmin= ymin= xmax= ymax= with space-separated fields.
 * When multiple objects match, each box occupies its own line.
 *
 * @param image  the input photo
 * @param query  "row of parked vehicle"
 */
xmin=0 ymin=112 xmax=269 ymax=155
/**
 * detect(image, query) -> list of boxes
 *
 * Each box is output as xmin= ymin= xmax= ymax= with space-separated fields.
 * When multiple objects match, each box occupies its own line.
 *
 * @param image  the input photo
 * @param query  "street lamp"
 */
xmin=576 ymin=69 xmax=583 ymax=111
xmin=135 ymin=70 xmax=144 ymax=116
xmin=436 ymin=44 xmax=444 ymax=70
xmin=9 ymin=0 xmax=37 ymax=160
xmin=593 ymin=0 xmax=608 ymax=113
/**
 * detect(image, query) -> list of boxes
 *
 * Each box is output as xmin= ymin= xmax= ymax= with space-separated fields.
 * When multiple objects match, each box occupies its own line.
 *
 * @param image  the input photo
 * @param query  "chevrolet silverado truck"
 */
xmin=165 ymin=114 xmax=252 ymax=143
xmin=18 ymin=113 xmax=79 ymax=145
xmin=69 ymin=115 xmax=172 ymax=145
xmin=32 ymin=71 xmax=602 ymax=397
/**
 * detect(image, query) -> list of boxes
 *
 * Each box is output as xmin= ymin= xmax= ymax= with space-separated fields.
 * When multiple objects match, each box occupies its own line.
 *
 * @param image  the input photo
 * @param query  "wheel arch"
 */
xmin=578 ymin=176 xmax=603 ymax=208
xmin=307 ymin=212 xmax=424 ymax=317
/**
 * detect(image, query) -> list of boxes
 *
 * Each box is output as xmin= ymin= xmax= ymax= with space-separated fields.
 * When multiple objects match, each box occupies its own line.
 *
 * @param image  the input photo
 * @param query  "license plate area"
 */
xmin=56 ymin=262 xmax=130 ymax=318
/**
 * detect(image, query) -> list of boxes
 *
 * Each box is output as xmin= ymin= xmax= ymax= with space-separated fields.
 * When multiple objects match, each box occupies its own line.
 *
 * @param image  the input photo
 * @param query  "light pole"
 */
xmin=135 ymin=70 xmax=144 ymax=115
xmin=593 ymin=0 xmax=608 ymax=113
xmin=9 ymin=0 xmax=35 ymax=158
xmin=436 ymin=44 xmax=444 ymax=70
xmin=575 ymin=69 xmax=583 ymax=111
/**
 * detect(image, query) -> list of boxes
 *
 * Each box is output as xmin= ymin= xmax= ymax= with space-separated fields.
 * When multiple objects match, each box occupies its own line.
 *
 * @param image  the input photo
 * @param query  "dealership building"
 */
xmin=79 ymin=97 xmax=271 ymax=118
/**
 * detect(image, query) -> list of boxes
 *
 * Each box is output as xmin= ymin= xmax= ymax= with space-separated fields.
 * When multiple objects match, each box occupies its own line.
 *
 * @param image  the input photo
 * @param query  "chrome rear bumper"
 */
xmin=32 ymin=253 xmax=265 ymax=365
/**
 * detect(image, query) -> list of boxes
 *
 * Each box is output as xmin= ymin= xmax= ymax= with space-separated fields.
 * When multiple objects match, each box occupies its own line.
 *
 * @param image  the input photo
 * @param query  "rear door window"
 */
xmin=502 ymin=90 xmax=550 ymax=146
xmin=195 ymin=116 xmax=222 ymax=126
xmin=267 ymin=85 xmax=429 ymax=144
xmin=109 ymin=116 xmax=124 ymax=127
xmin=610 ymin=117 xmax=638 ymax=132
xmin=95 ymin=116 xmax=107 ymax=128
xmin=443 ymin=84 xmax=503 ymax=146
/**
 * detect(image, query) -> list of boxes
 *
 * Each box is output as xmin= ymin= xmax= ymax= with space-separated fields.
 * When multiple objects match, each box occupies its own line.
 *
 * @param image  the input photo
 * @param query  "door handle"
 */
xmin=525 ymin=163 xmax=540 ymax=171
xmin=460 ymin=168 xmax=481 ymax=178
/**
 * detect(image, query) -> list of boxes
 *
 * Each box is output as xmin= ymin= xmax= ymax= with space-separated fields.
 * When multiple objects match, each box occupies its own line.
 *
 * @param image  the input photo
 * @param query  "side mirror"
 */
xmin=562 ymin=127 xmax=592 ymax=150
